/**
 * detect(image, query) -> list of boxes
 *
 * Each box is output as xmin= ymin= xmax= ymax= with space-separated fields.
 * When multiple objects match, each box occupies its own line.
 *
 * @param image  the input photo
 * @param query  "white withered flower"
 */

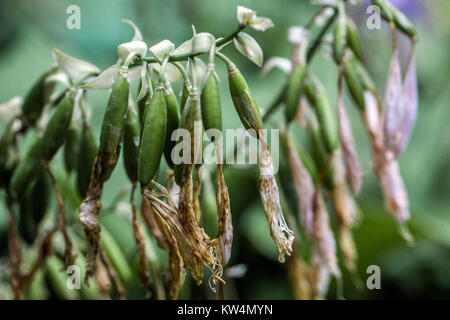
xmin=237 ymin=6 xmax=274 ymax=31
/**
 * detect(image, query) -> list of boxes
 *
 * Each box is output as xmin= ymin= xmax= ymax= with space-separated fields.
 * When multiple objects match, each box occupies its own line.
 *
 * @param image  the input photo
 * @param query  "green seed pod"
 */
xmin=123 ymin=103 xmax=140 ymax=183
xmin=343 ymin=59 xmax=366 ymax=110
xmin=64 ymin=127 xmax=80 ymax=173
xmin=346 ymin=18 xmax=364 ymax=62
xmin=164 ymin=82 xmax=181 ymax=169
xmin=201 ymin=67 xmax=222 ymax=134
xmin=174 ymin=91 xmax=202 ymax=185
xmin=285 ymin=64 xmax=307 ymax=123
xmin=45 ymin=256 xmax=80 ymax=300
xmin=227 ymin=63 xmax=263 ymax=134
xmin=309 ymin=127 xmax=335 ymax=190
xmin=333 ymin=1 xmax=347 ymax=64
xmin=388 ymin=2 xmax=418 ymax=41
xmin=138 ymin=84 xmax=167 ymax=186
xmin=0 ymin=120 xmax=16 ymax=188
xmin=21 ymin=72 xmax=49 ymax=125
xmin=99 ymin=75 xmax=129 ymax=178
xmin=18 ymin=167 xmax=51 ymax=243
xmin=77 ymin=124 xmax=98 ymax=198
xmin=101 ymin=227 xmax=133 ymax=285
xmin=41 ymin=96 xmax=75 ymax=161
xmin=25 ymin=269 xmax=46 ymax=300
xmin=137 ymin=78 xmax=155 ymax=126
xmin=180 ymin=80 xmax=192 ymax=114
xmin=9 ymin=136 xmax=42 ymax=198
xmin=303 ymin=75 xmax=339 ymax=153
xmin=351 ymin=56 xmax=376 ymax=92
xmin=372 ymin=0 xmax=394 ymax=22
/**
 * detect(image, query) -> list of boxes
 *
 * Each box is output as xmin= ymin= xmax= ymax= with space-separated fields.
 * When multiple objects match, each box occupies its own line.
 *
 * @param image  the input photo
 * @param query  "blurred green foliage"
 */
xmin=1 ymin=0 xmax=450 ymax=299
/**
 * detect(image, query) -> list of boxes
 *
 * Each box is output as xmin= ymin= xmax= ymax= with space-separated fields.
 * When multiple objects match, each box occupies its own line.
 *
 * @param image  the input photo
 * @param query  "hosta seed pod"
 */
xmin=333 ymin=1 xmax=347 ymax=64
xmin=180 ymin=80 xmax=192 ymax=114
xmin=77 ymin=124 xmax=98 ymax=198
xmin=346 ymin=18 xmax=363 ymax=62
xmin=138 ymin=84 xmax=167 ymax=186
xmin=164 ymin=83 xmax=181 ymax=169
xmin=21 ymin=72 xmax=49 ymax=125
xmin=304 ymin=75 xmax=339 ymax=153
xmin=9 ymin=136 xmax=42 ymax=198
xmin=285 ymin=64 xmax=307 ymax=123
xmin=227 ymin=63 xmax=263 ymax=134
xmin=64 ymin=127 xmax=80 ymax=173
xmin=174 ymin=91 xmax=202 ymax=185
xmin=99 ymin=75 xmax=129 ymax=180
xmin=343 ymin=59 xmax=365 ymax=110
xmin=310 ymin=127 xmax=335 ymax=190
xmin=45 ymin=256 xmax=80 ymax=300
xmin=101 ymin=227 xmax=133 ymax=285
xmin=41 ymin=96 xmax=75 ymax=161
xmin=18 ymin=166 xmax=50 ymax=244
xmin=372 ymin=0 xmax=394 ymax=22
xmin=123 ymin=103 xmax=140 ymax=183
xmin=201 ymin=67 xmax=222 ymax=134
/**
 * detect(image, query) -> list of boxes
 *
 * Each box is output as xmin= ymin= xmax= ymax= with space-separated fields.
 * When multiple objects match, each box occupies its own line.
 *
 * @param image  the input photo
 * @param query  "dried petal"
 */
xmin=383 ymin=45 xmax=403 ymax=153
xmin=396 ymin=50 xmax=418 ymax=156
xmin=0 ymin=96 xmax=22 ymax=125
xmin=236 ymin=6 xmax=273 ymax=31
xmin=192 ymin=32 xmax=215 ymax=54
xmin=338 ymin=94 xmax=363 ymax=194
xmin=286 ymin=135 xmax=315 ymax=238
xmin=121 ymin=19 xmax=144 ymax=42
xmin=259 ymin=144 xmax=294 ymax=262
xmin=149 ymin=40 xmax=175 ymax=63
xmin=118 ymin=41 xmax=148 ymax=63
xmin=262 ymin=57 xmax=292 ymax=75
xmin=233 ymin=32 xmax=264 ymax=67
xmin=216 ymin=163 xmax=233 ymax=265
xmin=53 ymin=49 xmax=100 ymax=84
xmin=141 ymin=196 xmax=168 ymax=249
xmin=313 ymin=193 xmax=340 ymax=276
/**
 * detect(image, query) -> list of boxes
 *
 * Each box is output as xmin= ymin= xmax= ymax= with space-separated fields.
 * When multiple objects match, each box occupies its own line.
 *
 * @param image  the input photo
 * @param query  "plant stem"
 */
xmin=140 ymin=25 xmax=246 ymax=64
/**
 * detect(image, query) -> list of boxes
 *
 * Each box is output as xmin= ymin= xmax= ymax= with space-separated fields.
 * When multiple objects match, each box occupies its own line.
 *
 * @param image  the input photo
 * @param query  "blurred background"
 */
xmin=1 ymin=0 xmax=450 ymax=299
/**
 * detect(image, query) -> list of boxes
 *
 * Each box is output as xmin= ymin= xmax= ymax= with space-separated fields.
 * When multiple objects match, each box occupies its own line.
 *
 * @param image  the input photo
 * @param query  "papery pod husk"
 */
xmin=64 ymin=127 xmax=80 ymax=173
xmin=151 ymin=204 xmax=184 ymax=300
xmin=303 ymin=75 xmax=339 ymax=153
xmin=215 ymin=161 xmax=233 ymax=266
xmin=227 ymin=63 xmax=263 ymax=135
xmin=76 ymin=124 xmax=98 ymax=198
xmin=201 ymin=68 xmax=222 ymax=133
xmin=180 ymin=80 xmax=192 ymax=114
xmin=138 ymin=85 xmax=167 ymax=186
xmin=284 ymin=132 xmax=316 ymax=239
xmin=98 ymin=75 xmax=129 ymax=182
xmin=141 ymin=196 xmax=168 ymax=249
xmin=40 ymin=96 xmax=75 ymax=161
xmin=164 ymin=83 xmax=181 ymax=169
xmin=286 ymin=249 xmax=312 ymax=300
xmin=21 ymin=72 xmax=49 ymax=125
xmin=9 ymin=136 xmax=42 ymax=198
xmin=346 ymin=18 xmax=364 ymax=62
xmin=100 ymin=227 xmax=133 ymax=286
xmin=309 ymin=127 xmax=335 ymax=190
xmin=312 ymin=194 xmax=340 ymax=277
xmin=144 ymin=185 xmax=213 ymax=287
xmin=123 ymin=103 xmax=140 ymax=183
xmin=45 ymin=255 xmax=80 ymax=300
xmin=285 ymin=64 xmax=307 ymax=123
xmin=259 ymin=144 xmax=294 ymax=263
